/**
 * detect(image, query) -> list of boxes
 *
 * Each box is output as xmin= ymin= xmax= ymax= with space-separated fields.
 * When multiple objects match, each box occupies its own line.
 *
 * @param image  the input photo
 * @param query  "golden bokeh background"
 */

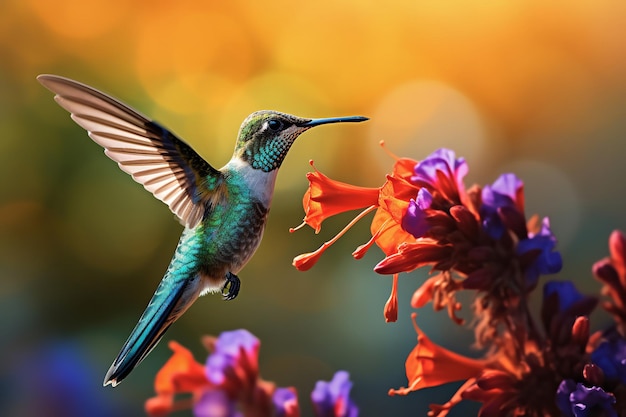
xmin=2 ymin=0 xmax=626 ymax=416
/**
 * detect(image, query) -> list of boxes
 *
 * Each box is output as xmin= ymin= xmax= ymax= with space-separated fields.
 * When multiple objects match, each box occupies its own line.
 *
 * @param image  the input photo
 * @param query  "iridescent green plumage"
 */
xmin=37 ymin=74 xmax=367 ymax=387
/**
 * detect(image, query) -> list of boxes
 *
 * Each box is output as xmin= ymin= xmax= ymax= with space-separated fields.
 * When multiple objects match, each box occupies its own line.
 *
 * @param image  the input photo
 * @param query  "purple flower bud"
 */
xmin=205 ymin=329 xmax=259 ymax=385
xmin=517 ymin=217 xmax=562 ymax=287
xmin=273 ymin=387 xmax=300 ymax=417
xmin=213 ymin=329 xmax=259 ymax=357
xmin=481 ymin=173 xmax=524 ymax=239
xmin=311 ymin=371 xmax=358 ymax=417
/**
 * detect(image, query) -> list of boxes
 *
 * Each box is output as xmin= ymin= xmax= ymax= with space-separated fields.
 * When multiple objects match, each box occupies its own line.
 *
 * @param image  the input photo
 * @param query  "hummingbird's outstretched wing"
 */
xmin=37 ymin=74 xmax=220 ymax=229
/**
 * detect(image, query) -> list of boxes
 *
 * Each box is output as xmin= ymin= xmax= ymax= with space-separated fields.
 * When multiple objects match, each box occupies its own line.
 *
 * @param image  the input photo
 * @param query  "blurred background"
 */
xmin=2 ymin=0 xmax=626 ymax=416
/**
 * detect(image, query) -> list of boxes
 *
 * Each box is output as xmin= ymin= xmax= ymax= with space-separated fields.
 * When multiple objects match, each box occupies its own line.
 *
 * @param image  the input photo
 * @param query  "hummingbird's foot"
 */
xmin=222 ymin=272 xmax=240 ymax=300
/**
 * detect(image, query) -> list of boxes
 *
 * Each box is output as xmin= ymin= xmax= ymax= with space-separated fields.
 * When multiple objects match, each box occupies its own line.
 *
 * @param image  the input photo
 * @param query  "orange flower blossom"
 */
xmin=291 ymin=144 xmax=417 ymax=321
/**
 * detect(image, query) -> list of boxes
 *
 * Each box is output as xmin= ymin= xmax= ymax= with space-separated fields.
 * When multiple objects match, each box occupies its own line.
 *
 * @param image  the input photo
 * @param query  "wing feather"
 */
xmin=38 ymin=74 xmax=221 ymax=228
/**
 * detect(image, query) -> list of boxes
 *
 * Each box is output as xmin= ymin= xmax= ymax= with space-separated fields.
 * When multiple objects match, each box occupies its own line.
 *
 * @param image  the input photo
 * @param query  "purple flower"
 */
xmin=556 ymin=379 xmax=616 ymax=417
xmin=402 ymin=188 xmax=433 ymax=238
xmin=194 ymin=390 xmax=241 ymax=417
xmin=412 ymin=148 xmax=468 ymax=187
xmin=481 ymin=173 xmax=524 ymax=239
xmin=273 ymin=387 xmax=300 ymax=417
xmin=311 ymin=371 xmax=358 ymax=417
xmin=401 ymin=149 xmax=470 ymax=239
xmin=481 ymin=174 xmax=561 ymax=286
xmin=410 ymin=148 xmax=468 ymax=203
xmin=517 ymin=217 xmax=562 ymax=287
xmin=206 ymin=329 xmax=259 ymax=385
xmin=482 ymin=173 xmax=523 ymax=208
xmin=212 ymin=329 xmax=259 ymax=358
xmin=592 ymin=337 xmax=626 ymax=384
xmin=543 ymin=280 xmax=585 ymax=312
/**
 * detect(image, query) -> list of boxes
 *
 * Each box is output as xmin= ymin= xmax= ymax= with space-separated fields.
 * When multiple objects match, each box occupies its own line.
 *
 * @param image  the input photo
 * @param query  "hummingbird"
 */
xmin=37 ymin=74 xmax=368 ymax=387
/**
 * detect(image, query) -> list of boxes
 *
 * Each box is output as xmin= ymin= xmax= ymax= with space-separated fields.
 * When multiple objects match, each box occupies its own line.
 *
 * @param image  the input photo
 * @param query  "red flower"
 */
xmin=388 ymin=313 xmax=486 ymax=397
xmin=291 ymin=153 xmax=418 ymax=321
xmin=145 ymin=331 xmax=360 ymax=417
xmin=293 ymin=205 xmax=378 ymax=271
xmin=145 ymin=331 xmax=276 ymax=417
xmin=145 ymin=341 xmax=211 ymax=417
xmin=291 ymin=160 xmax=379 ymax=235
xmin=291 ymin=157 xmax=416 ymax=273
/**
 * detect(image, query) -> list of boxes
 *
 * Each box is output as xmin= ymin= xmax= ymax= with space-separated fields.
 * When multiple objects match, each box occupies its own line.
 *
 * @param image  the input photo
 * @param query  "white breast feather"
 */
xmin=223 ymin=158 xmax=278 ymax=208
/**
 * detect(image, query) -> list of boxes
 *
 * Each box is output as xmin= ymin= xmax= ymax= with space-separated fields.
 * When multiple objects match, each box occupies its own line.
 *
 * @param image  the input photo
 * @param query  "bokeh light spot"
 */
xmin=26 ymin=0 xmax=128 ymax=39
xmin=134 ymin=8 xmax=254 ymax=94
xmin=498 ymin=159 xmax=581 ymax=249
xmin=369 ymin=80 xmax=488 ymax=172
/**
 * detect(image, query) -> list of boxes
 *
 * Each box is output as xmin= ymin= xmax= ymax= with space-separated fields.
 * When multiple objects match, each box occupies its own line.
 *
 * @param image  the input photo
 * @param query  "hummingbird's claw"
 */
xmin=222 ymin=272 xmax=240 ymax=300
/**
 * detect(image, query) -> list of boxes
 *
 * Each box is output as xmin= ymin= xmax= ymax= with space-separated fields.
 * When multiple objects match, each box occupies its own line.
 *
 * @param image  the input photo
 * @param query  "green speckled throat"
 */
xmin=234 ymin=111 xmax=312 ymax=172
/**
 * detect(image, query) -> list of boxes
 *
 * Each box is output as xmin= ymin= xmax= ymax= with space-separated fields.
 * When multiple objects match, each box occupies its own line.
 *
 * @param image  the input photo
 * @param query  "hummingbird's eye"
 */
xmin=267 ymin=119 xmax=283 ymax=131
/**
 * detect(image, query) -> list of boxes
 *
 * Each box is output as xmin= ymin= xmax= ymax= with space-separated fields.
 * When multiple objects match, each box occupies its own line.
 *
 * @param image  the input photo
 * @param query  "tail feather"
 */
xmin=103 ymin=277 xmax=195 ymax=387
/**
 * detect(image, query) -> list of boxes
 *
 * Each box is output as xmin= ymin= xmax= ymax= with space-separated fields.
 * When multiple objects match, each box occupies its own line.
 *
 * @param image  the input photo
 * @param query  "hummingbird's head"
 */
xmin=234 ymin=110 xmax=368 ymax=172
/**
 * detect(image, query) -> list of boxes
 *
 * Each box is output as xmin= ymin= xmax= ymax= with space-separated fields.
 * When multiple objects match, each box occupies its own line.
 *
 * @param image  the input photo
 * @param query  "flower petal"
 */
xmin=154 ymin=341 xmax=207 ymax=394
xmin=145 ymin=341 xmax=210 ymax=417
xmin=389 ymin=314 xmax=486 ymax=396
xmin=370 ymin=207 xmax=413 ymax=256
xmin=300 ymin=161 xmax=379 ymax=233
xmin=556 ymin=380 xmax=617 ymax=417
xmin=374 ymin=240 xmax=453 ymax=275
xmin=206 ymin=330 xmax=260 ymax=387
xmin=145 ymin=394 xmax=175 ymax=417
xmin=410 ymin=275 xmax=440 ymax=308
xmin=401 ymin=189 xmax=433 ymax=238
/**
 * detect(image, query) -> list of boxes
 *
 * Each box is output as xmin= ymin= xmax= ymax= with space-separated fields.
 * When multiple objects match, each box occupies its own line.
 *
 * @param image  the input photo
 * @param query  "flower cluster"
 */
xmin=291 ymin=147 xmax=626 ymax=416
xmin=292 ymin=148 xmax=561 ymax=331
xmin=145 ymin=329 xmax=357 ymax=417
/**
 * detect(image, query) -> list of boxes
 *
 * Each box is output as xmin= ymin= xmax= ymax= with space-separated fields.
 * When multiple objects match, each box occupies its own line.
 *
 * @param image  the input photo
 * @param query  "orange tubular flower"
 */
xmin=291 ymin=160 xmax=379 ymax=234
xmin=367 ymin=206 xmax=413 ymax=257
xmin=145 ymin=341 xmax=211 ymax=417
xmin=293 ymin=205 xmax=378 ymax=271
xmin=292 ymin=156 xmax=418 ymax=272
xmin=389 ymin=313 xmax=486 ymax=397
xmin=291 ymin=150 xmax=420 ymax=323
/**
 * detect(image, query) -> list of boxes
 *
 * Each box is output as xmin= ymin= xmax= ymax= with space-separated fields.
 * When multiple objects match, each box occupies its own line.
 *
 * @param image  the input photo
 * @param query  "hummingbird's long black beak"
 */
xmin=301 ymin=116 xmax=369 ymax=127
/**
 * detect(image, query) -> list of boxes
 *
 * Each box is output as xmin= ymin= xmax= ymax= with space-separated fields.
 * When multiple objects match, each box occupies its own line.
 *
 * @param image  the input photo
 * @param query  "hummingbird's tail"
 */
xmin=103 ymin=274 xmax=200 ymax=387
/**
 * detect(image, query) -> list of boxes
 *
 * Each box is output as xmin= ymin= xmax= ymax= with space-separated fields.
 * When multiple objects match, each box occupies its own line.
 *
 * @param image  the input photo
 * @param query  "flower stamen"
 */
xmin=384 ymin=274 xmax=399 ymax=323
xmin=379 ymin=140 xmax=400 ymax=161
xmin=293 ymin=205 xmax=377 ymax=271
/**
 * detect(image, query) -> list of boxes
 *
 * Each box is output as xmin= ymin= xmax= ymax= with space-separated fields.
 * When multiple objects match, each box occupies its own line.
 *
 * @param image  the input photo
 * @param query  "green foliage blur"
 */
xmin=2 ymin=1 xmax=626 ymax=416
